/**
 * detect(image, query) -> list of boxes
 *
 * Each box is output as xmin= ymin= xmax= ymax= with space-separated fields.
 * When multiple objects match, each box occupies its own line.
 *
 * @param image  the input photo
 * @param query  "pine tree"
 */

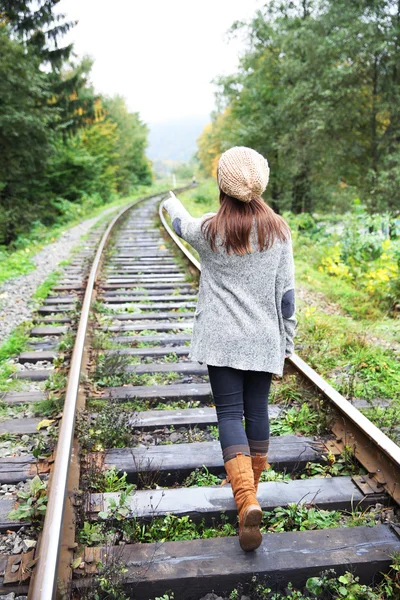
xmin=0 ymin=0 xmax=75 ymax=68
xmin=0 ymin=28 xmax=53 ymax=244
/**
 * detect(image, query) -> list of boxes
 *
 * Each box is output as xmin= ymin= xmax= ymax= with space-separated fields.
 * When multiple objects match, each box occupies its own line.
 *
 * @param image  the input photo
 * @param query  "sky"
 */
xmin=58 ymin=0 xmax=262 ymax=126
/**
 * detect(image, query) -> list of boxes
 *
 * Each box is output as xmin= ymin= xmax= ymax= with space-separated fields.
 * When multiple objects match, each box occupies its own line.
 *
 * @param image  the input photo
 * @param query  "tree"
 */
xmin=52 ymin=57 xmax=97 ymax=136
xmin=197 ymin=108 xmax=238 ymax=178
xmin=0 ymin=28 xmax=53 ymax=244
xmin=103 ymin=96 xmax=152 ymax=193
xmin=0 ymin=0 xmax=74 ymax=68
xmin=198 ymin=0 xmax=400 ymax=213
xmin=0 ymin=3 xmax=152 ymax=247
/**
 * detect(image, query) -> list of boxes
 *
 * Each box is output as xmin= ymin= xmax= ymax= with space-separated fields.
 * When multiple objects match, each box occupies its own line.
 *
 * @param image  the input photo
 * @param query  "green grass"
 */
xmin=182 ymin=466 xmax=222 ymax=487
xmin=0 ymin=322 xmax=31 ymax=362
xmin=0 ymin=322 xmax=33 ymax=393
xmin=0 ymin=248 xmax=36 ymax=284
xmin=33 ymin=270 xmax=62 ymax=302
xmin=0 ymin=272 xmax=75 ymax=394
xmin=270 ymin=402 xmax=329 ymax=436
xmin=295 ymin=257 xmax=383 ymax=320
xmin=297 ymin=262 xmax=400 ymax=348
xmin=296 ymin=301 xmax=400 ymax=401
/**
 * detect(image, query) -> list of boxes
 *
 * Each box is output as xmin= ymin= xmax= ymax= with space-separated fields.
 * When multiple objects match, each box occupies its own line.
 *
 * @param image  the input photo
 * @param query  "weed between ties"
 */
xmin=77 ymin=503 xmax=390 ymax=548
xmin=225 ymin=561 xmax=400 ymax=600
xmin=92 ymin=350 xmax=181 ymax=387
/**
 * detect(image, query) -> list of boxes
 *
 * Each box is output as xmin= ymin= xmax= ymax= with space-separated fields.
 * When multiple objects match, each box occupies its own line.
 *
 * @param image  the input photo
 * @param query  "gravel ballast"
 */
xmin=0 ymin=206 xmax=119 ymax=345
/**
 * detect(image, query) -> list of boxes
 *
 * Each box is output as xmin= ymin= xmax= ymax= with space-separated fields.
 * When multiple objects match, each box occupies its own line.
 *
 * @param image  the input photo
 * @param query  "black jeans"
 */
xmin=207 ymin=365 xmax=272 ymax=463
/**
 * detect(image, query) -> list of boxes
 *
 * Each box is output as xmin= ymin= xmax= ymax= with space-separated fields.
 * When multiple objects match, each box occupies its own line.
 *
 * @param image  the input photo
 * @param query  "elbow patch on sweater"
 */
xmin=172 ymin=217 xmax=182 ymax=237
xmin=282 ymin=289 xmax=295 ymax=318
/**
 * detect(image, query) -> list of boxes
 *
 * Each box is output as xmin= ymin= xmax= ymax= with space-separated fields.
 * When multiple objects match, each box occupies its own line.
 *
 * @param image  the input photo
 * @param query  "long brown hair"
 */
xmin=201 ymin=189 xmax=290 ymax=255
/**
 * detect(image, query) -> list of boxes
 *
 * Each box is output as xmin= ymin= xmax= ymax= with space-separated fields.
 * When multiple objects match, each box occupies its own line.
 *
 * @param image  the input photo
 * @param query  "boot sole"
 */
xmin=239 ymin=504 xmax=263 ymax=552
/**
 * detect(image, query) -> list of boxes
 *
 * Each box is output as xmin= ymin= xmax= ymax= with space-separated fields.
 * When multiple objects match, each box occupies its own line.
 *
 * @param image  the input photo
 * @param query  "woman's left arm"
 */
xmin=278 ymin=236 xmax=297 ymax=357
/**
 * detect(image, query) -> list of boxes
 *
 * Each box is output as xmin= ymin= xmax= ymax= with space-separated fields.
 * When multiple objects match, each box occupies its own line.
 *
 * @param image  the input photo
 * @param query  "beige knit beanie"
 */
xmin=217 ymin=146 xmax=270 ymax=203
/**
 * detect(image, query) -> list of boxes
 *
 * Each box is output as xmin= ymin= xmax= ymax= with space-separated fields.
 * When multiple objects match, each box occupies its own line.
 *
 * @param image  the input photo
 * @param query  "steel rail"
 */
xmin=160 ymin=200 xmax=400 ymax=498
xmin=29 ymin=190 xmax=173 ymax=599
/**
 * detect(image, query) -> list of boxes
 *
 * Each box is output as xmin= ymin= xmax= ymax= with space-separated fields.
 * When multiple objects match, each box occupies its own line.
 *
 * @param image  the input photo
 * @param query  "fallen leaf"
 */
xmin=71 ymin=556 xmax=83 ymax=569
xmin=36 ymin=419 xmax=55 ymax=430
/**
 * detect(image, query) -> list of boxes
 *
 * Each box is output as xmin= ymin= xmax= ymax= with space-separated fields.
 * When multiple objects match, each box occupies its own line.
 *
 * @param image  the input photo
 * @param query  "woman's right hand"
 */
xmin=169 ymin=190 xmax=177 ymax=199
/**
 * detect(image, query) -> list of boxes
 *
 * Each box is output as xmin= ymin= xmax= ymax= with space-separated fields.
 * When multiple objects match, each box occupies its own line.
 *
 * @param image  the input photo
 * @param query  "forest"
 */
xmin=197 ymin=0 xmax=400 ymax=215
xmin=0 ymin=0 xmax=152 ymax=248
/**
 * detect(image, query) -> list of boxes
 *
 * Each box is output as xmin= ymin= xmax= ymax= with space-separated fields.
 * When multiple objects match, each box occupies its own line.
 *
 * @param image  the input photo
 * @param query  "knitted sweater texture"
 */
xmin=163 ymin=196 xmax=297 ymax=376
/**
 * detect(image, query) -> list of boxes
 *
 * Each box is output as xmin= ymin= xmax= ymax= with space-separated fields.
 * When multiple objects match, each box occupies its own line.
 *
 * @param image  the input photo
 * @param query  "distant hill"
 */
xmin=147 ymin=115 xmax=210 ymax=162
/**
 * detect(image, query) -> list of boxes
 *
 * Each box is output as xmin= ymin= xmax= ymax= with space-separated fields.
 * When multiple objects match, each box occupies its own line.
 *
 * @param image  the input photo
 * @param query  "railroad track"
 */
xmin=0 ymin=189 xmax=399 ymax=599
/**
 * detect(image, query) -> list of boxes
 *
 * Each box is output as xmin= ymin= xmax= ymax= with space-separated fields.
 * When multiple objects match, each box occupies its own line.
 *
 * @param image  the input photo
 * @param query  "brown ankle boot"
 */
xmin=224 ymin=453 xmax=263 ymax=552
xmin=251 ymin=454 xmax=270 ymax=493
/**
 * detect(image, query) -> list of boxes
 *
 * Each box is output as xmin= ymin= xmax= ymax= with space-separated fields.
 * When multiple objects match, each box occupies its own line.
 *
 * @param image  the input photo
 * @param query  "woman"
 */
xmin=162 ymin=146 xmax=296 ymax=552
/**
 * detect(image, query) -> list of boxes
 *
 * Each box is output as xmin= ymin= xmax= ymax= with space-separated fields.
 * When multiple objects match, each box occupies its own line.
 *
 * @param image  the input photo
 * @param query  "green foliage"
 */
xmin=0 ymin=359 xmax=19 ymax=393
xmin=229 ymin=579 xmax=306 ymax=599
xmin=98 ymin=490 xmax=134 ymax=521
xmin=0 ymin=28 xmax=54 ymax=246
xmin=78 ymin=513 xmax=236 ymax=547
xmin=57 ymin=331 xmax=75 ymax=353
xmin=361 ymin=405 xmax=400 ymax=446
xmin=199 ymin=1 xmax=400 ymax=213
xmin=0 ymin=5 xmax=152 ymax=251
xmin=8 ymin=475 xmax=48 ymax=523
xmin=228 ymin=559 xmax=400 ymax=598
xmin=262 ymin=504 xmax=341 ymax=533
xmin=94 ymin=351 xmax=132 ymax=387
xmin=76 ymin=401 xmax=134 ymax=452
xmin=94 ymin=369 xmax=181 ymax=389
xmin=74 ymin=554 xmax=129 ymax=600
xmin=287 ymin=205 xmax=400 ymax=311
xmin=154 ymin=399 xmax=201 ymax=410
xmin=94 ymin=567 xmax=129 ymax=600
xmin=259 ymin=469 xmax=291 ymax=483
xmin=44 ymin=371 xmax=67 ymax=393
xmin=46 ymin=133 xmax=110 ymax=203
xmin=0 ymin=0 xmax=74 ymax=68
xmin=163 ymin=352 xmax=179 ymax=363
xmin=182 ymin=466 xmax=221 ymax=487
xmin=270 ymin=403 xmax=326 ymax=436
xmin=0 ymin=246 xmax=36 ymax=283
xmin=300 ymin=450 xmax=366 ymax=479
xmin=0 ymin=322 xmax=30 ymax=362
xmin=297 ymin=305 xmax=400 ymax=403
xmin=103 ymin=95 xmax=152 ymax=192
xmin=271 ymin=376 xmax=303 ymax=404
xmin=380 ymin=553 xmax=400 ymax=599
xmin=78 ymin=522 xmax=105 ymax=546
xmin=120 ymin=513 xmax=236 ymax=544
xmin=97 ymin=468 xmax=134 ymax=494
xmin=33 ymin=270 xmax=62 ymax=301
xmin=305 ymin=569 xmax=393 ymax=599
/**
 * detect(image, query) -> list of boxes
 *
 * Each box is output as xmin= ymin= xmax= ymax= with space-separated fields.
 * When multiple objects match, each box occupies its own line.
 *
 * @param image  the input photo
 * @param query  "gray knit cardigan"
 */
xmin=163 ymin=196 xmax=296 ymax=376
